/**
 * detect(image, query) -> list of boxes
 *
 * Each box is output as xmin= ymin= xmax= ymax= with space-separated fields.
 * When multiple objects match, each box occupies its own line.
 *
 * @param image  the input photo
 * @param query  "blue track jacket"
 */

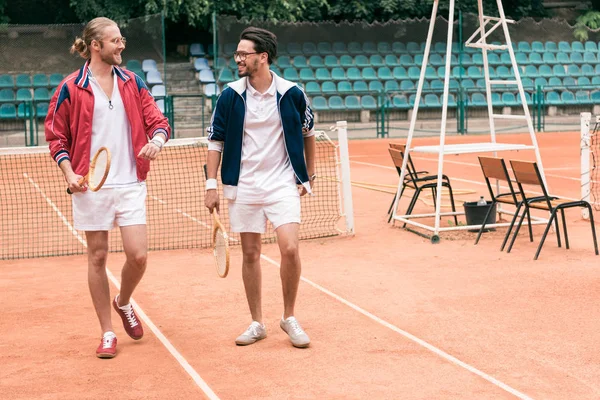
xmin=206 ymin=73 xmax=314 ymax=200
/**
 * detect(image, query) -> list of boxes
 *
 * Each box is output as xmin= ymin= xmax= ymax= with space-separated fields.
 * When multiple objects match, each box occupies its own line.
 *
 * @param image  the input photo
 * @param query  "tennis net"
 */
xmin=0 ymin=129 xmax=354 ymax=259
xmin=581 ymin=113 xmax=600 ymax=219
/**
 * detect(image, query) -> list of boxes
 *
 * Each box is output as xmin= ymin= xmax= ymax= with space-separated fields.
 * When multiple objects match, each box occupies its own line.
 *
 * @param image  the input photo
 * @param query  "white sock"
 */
xmin=103 ymin=331 xmax=116 ymax=339
xmin=116 ymin=295 xmax=131 ymax=310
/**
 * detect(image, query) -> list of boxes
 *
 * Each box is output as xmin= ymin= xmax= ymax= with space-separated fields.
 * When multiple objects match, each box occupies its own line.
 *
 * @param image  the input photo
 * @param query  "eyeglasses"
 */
xmin=104 ymin=37 xmax=126 ymax=45
xmin=233 ymin=51 xmax=259 ymax=61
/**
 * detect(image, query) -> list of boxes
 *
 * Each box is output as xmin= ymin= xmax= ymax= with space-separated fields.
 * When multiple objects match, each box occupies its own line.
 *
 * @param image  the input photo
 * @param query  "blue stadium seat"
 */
xmin=518 ymin=41 xmax=531 ymax=53
xmin=452 ymin=66 xmax=466 ymax=78
xmin=430 ymin=79 xmax=443 ymax=90
xmin=500 ymin=52 xmax=512 ymax=65
xmin=321 ymin=81 xmax=337 ymax=93
xmin=384 ymin=55 xmax=399 ymax=67
xmin=570 ymin=52 xmax=584 ymax=64
xmin=189 ymin=43 xmax=205 ymax=57
xmin=287 ymin=42 xmax=302 ymax=56
xmin=302 ymin=42 xmax=317 ymax=55
xmin=203 ymin=83 xmax=220 ymax=97
xmin=332 ymin=42 xmax=346 ymax=55
xmin=578 ymin=77 xmax=591 ymax=87
xmin=336 ymin=81 xmax=352 ymax=94
xmin=283 ymin=68 xmax=299 ymax=81
xmin=545 ymin=91 xmax=560 ymax=105
xmin=529 ymin=53 xmax=543 ymax=65
xmin=49 ymin=73 xmax=63 ymax=87
xmin=331 ymin=67 xmax=346 ymax=80
xmin=34 ymin=88 xmax=50 ymax=101
xmin=362 ymin=42 xmax=377 ymax=55
xmin=142 ymin=59 xmax=158 ymax=72
xmin=16 ymin=74 xmax=31 ymax=88
xmin=392 ymin=42 xmax=406 ymax=53
xmin=576 ymin=90 xmax=591 ymax=104
xmin=324 ymin=55 xmax=338 ymax=67
xmin=551 ymin=65 xmax=566 ymax=77
xmin=345 ymin=95 xmax=361 ymax=110
xmin=458 ymin=54 xmax=473 ymax=66
xmin=299 ymin=68 xmax=315 ymax=81
xmin=545 ymin=41 xmax=558 ymax=52
xmin=340 ymin=55 xmax=354 ymax=67
xmin=462 ymin=79 xmax=475 ymax=90
xmin=370 ymin=55 xmax=385 ymax=67
xmin=0 ymin=103 xmax=17 ymax=119
xmin=146 ymin=70 xmax=163 ymax=85
xmin=315 ymin=68 xmax=331 ymax=81
xmin=561 ymin=90 xmax=577 ymax=104
xmin=293 ymin=56 xmax=308 ymax=68
xmin=384 ymin=80 xmax=399 ymax=92
xmin=496 ymin=66 xmax=512 ymax=79
xmin=392 ymin=94 xmax=409 ymax=109
xmin=531 ymin=41 xmax=544 ymax=52
xmin=369 ymin=81 xmax=384 ymax=93
xmin=194 ymin=58 xmax=210 ymax=71
xmin=353 ymin=81 xmax=368 ymax=92
xmin=0 ymin=74 xmax=14 ymax=88
xmin=328 ymin=95 xmax=345 ymax=110
xmin=361 ymin=95 xmax=378 ymax=110
xmin=378 ymin=42 xmax=392 ymax=54
xmin=317 ymin=42 xmax=332 ymax=55
xmin=346 ymin=67 xmax=361 ymax=81
xmin=491 ymin=92 xmax=502 ymax=106
xmin=558 ymin=41 xmax=571 ymax=53
xmin=355 ymin=55 xmax=369 ymax=67
xmin=592 ymin=90 xmax=600 ymax=103
xmin=198 ymin=69 xmax=215 ymax=83
xmin=515 ymin=53 xmax=528 ymax=65
xmin=312 ymin=96 xmax=328 ymax=111
xmin=500 ymin=92 xmax=518 ymax=106
xmin=393 ymin=67 xmax=408 ymax=80
xmin=585 ymin=41 xmax=598 ymax=52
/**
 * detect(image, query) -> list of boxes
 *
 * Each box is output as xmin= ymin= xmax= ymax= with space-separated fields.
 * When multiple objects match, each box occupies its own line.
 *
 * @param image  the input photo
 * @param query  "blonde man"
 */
xmin=45 ymin=17 xmax=170 ymax=358
xmin=205 ymin=27 xmax=315 ymax=348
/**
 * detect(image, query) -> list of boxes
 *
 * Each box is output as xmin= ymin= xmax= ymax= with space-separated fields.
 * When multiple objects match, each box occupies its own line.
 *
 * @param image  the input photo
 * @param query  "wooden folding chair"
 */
xmin=507 ymin=160 xmax=599 ymax=260
xmin=388 ymin=147 xmax=458 ymax=226
xmin=475 ymin=156 xmax=538 ymax=249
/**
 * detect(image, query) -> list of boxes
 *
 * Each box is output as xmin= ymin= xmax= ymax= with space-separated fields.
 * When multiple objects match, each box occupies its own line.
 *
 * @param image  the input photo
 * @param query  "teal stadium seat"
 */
xmin=299 ymin=68 xmax=315 ymax=81
xmin=277 ymin=56 xmax=292 ymax=68
xmin=566 ymin=64 xmax=581 ymax=77
xmin=399 ymin=80 xmax=414 ymax=91
xmin=32 ymin=74 xmax=48 ymax=88
xmin=522 ymin=78 xmax=534 ymax=87
xmin=321 ymin=81 xmax=337 ymax=93
xmin=331 ymin=67 xmax=346 ymax=80
xmin=392 ymin=42 xmax=406 ymax=53
xmin=328 ymin=95 xmax=345 ymax=110
xmin=531 ymin=41 xmax=544 ymax=52
xmin=17 ymin=102 xmax=33 ymax=118
xmin=293 ymin=56 xmax=308 ymax=68
xmin=0 ymin=74 xmax=13 ymax=89
xmin=576 ymin=90 xmax=591 ymax=104
xmin=34 ymin=88 xmax=50 ymax=101
xmin=488 ymin=53 xmax=501 ymax=66
xmin=0 ymin=88 xmax=15 ymax=101
xmin=578 ymin=77 xmax=591 ymax=87
xmin=500 ymin=53 xmax=512 ymax=65
xmin=572 ymin=41 xmax=585 ymax=52
xmin=0 ymin=103 xmax=17 ymax=119
xmin=591 ymin=90 xmax=600 ymax=103
xmin=332 ymin=42 xmax=346 ymax=55
xmin=563 ymin=77 xmax=576 ymax=87
xmin=369 ymin=81 xmax=384 ymax=93
xmin=283 ymin=68 xmax=299 ymax=81
xmin=312 ymin=96 xmax=328 ymax=111
xmin=345 ymin=95 xmax=361 ymax=110
xmin=355 ymin=55 xmax=369 ymax=67
xmin=393 ymin=67 xmax=408 ymax=80
xmin=529 ymin=53 xmax=543 ymax=65
xmin=384 ymin=80 xmax=399 ymax=92
xmin=539 ymin=65 xmax=553 ymax=77
xmin=518 ymin=41 xmax=531 ymax=52
xmin=558 ymin=41 xmax=571 ymax=52
xmin=309 ymin=56 xmax=324 ymax=67
xmin=467 ymin=66 xmax=483 ymax=79
xmin=406 ymin=42 xmax=420 ymax=54
xmin=433 ymin=42 xmax=446 ymax=53
xmin=552 ymin=65 xmax=566 ymax=77
xmin=584 ymin=52 xmax=597 ymax=64
xmin=302 ymin=42 xmax=317 ymax=55
xmin=399 ymin=55 xmax=414 ymax=66
xmin=36 ymin=102 xmax=49 ymax=118
xmin=317 ymin=42 xmax=332 ymax=55
xmin=377 ymin=42 xmax=391 ymax=54
xmin=362 ymin=42 xmax=377 ymax=55
xmin=16 ymin=74 xmax=31 ymax=88
xmin=353 ymin=81 xmax=368 ymax=92
xmin=570 ymin=52 xmax=583 ymax=64
xmin=392 ymin=95 xmax=409 ymax=109
xmin=424 ymin=93 xmax=440 ymax=107
xmin=336 ymin=81 xmax=352 ymax=94
xmin=525 ymin=65 xmax=539 ymax=78
xmin=347 ymin=42 xmax=362 ymax=55
xmin=324 ymin=55 xmax=338 ymax=67
xmin=472 ymin=53 xmax=483 ymax=65
xmin=462 ymin=79 xmax=475 ymax=90
xmin=502 ymin=92 xmax=518 ymax=106
xmin=287 ymin=42 xmax=302 ymax=56
xmin=545 ymin=41 xmax=558 ymax=52
xmin=370 ymin=55 xmax=385 ymax=67
xmin=546 ymin=91 xmax=560 ymax=105
xmin=585 ymin=41 xmax=598 ymax=52
xmin=430 ymin=54 xmax=444 ymax=67
xmin=218 ymin=69 xmax=234 ymax=83
xmin=315 ymin=68 xmax=331 ymax=81
xmin=214 ymin=57 xmax=227 ymax=69
xmin=340 ymin=55 xmax=354 ymax=67
xmin=543 ymin=52 xmax=557 ymax=64
xmin=361 ymin=95 xmax=378 ymax=110
xmin=385 ymin=55 xmax=399 ymax=67
xmin=561 ymin=90 xmax=577 ymax=104
xmin=471 ymin=93 xmax=486 ymax=106
xmin=189 ymin=43 xmax=205 ymax=57
xmin=548 ymin=77 xmax=563 ymax=88
xmin=582 ymin=64 xmax=594 ymax=76
xmin=458 ymin=54 xmax=473 ymax=66
xmin=16 ymin=88 xmax=31 ymax=101
xmin=126 ymin=59 xmax=142 ymax=70
xmin=408 ymin=67 xmax=421 ymax=80
xmin=347 ymin=67 xmax=361 ymax=81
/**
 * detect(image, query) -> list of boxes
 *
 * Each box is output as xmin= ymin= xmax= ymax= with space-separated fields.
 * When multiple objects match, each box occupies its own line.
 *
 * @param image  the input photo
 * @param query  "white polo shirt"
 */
xmin=88 ymin=69 xmax=137 ymax=187
xmin=233 ymin=76 xmax=299 ymax=204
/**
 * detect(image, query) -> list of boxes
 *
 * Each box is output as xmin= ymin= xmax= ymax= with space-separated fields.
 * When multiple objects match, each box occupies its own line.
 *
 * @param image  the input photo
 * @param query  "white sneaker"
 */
xmin=235 ymin=321 xmax=267 ymax=346
xmin=280 ymin=316 xmax=310 ymax=348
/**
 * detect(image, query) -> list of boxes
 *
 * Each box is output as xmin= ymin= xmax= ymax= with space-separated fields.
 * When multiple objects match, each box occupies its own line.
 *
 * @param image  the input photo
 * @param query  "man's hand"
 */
xmin=138 ymin=142 xmax=161 ymax=161
xmin=65 ymin=172 xmax=86 ymax=193
xmin=298 ymin=178 xmax=314 ymax=196
xmin=205 ymin=189 xmax=220 ymax=213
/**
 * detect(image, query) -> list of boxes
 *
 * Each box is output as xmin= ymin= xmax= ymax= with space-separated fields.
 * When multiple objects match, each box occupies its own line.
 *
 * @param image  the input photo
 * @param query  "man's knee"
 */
xmin=279 ymin=241 xmax=299 ymax=261
xmin=242 ymin=245 xmax=261 ymax=264
xmin=88 ymin=247 xmax=108 ymax=271
xmin=127 ymin=251 xmax=147 ymax=271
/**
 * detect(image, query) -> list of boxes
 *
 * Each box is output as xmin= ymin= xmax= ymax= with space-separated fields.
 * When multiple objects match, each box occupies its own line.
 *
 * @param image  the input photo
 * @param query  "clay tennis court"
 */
xmin=2 ymin=130 xmax=599 ymax=399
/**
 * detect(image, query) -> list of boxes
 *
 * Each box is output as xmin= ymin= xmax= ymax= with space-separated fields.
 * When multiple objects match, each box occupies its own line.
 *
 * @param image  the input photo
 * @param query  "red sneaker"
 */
xmin=113 ymin=295 xmax=144 ymax=340
xmin=96 ymin=334 xmax=117 ymax=358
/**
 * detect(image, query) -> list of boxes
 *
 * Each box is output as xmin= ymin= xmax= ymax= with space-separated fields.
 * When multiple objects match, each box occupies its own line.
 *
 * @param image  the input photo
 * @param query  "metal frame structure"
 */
xmin=390 ymin=0 xmax=548 ymax=243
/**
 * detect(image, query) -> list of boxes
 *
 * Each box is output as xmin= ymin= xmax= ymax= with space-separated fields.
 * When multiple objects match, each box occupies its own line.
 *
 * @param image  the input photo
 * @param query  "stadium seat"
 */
xmin=332 ymin=42 xmax=346 ymax=55
xmin=458 ymin=54 xmax=473 ymax=66
xmin=203 ymin=83 xmax=220 ymax=97
xmin=392 ymin=42 xmax=406 ymax=53
xmin=32 ymin=74 xmax=48 ymax=88
xmin=361 ymin=67 xmax=377 ymax=80
xmin=345 ymin=95 xmax=361 ymax=110
xmin=393 ymin=67 xmax=408 ymax=80
xmin=582 ymin=64 xmax=594 ymax=76
xmin=283 ymin=68 xmax=299 ymax=81
xmin=324 ymin=55 xmax=338 ymax=67
xmin=548 ymin=77 xmax=563 ymax=88
xmin=370 ymin=55 xmax=385 ymax=67
xmin=500 ymin=52 xmax=512 ymax=65
xmin=382 ymin=80 xmax=397 ymax=93
xmin=362 ymin=42 xmax=377 ymax=55
xmin=558 ymin=41 xmax=571 ymax=52
xmin=17 ymin=102 xmax=33 ymax=118
xmin=0 ymin=88 xmax=14 ymax=101
xmin=189 ymin=43 xmax=205 ymax=57
xmin=430 ymin=54 xmax=444 ymax=67
xmin=214 ymin=57 xmax=227 ymax=69
xmin=377 ymin=42 xmax=392 ymax=54
xmin=0 ymin=103 xmax=16 ymax=119
xmin=299 ymin=68 xmax=315 ymax=81
xmin=501 ymin=92 xmax=519 ymax=106
xmin=545 ymin=41 xmax=558 ymax=52
xmin=126 ymin=60 xmax=142 ymax=71
xmin=384 ymin=55 xmax=399 ymax=67
xmin=321 ymin=81 xmax=337 ymax=93
xmin=361 ymin=95 xmax=378 ymax=110
xmin=317 ymin=42 xmax=332 ymax=55
xmin=369 ymin=80 xmax=384 ymax=93
xmin=571 ymin=41 xmax=584 ymax=52
xmin=331 ymin=67 xmax=346 ymax=80
xmin=470 ymin=93 xmax=486 ymax=106
xmin=312 ymin=96 xmax=328 ymax=111
xmin=585 ymin=41 xmax=598 ymax=52
xmin=355 ymin=55 xmax=369 ymax=68
xmin=353 ymin=81 xmax=368 ymax=92
xmin=346 ymin=67 xmax=361 ymax=81
xmin=347 ymin=41 xmax=362 ymax=55
xmin=293 ymin=56 xmax=308 ymax=68
xmin=534 ymin=77 xmax=548 ymax=87
xmin=309 ymin=56 xmax=324 ymax=67
xmin=328 ymin=95 xmax=344 ymax=110
xmin=399 ymin=55 xmax=414 ymax=66
xmin=545 ymin=91 xmax=561 ymax=105
xmin=543 ymin=52 xmax=557 ymax=64
xmin=36 ymin=102 xmax=49 ymax=118
xmin=223 ymin=43 xmax=236 ymax=56
xmin=277 ymin=56 xmax=292 ymax=68
xmin=315 ymin=68 xmax=331 ymax=81
xmin=529 ymin=53 xmax=543 ymax=65
xmin=287 ymin=42 xmax=302 ymax=56
xmin=518 ymin=41 xmax=531 ymax=53
xmin=151 ymin=85 xmax=166 ymax=97
xmin=522 ymin=78 xmax=534 ymax=87
xmin=583 ymin=52 xmax=597 ymax=64
xmin=408 ymin=67 xmax=421 ymax=80
xmin=194 ymin=58 xmax=210 ymax=71
xmin=146 ymin=70 xmax=163 ymax=85
xmin=270 ymin=65 xmax=281 ymax=76
xmin=302 ymin=42 xmax=317 ymax=55
xmin=33 ymin=88 xmax=50 ymax=101
xmin=560 ymin=90 xmax=577 ymax=104
xmin=424 ymin=93 xmax=440 ymax=107
xmin=392 ymin=94 xmax=409 ymax=109
xmin=488 ymin=53 xmax=501 ymax=66
xmin=142 ymin=59 xmax=158 ymax=72
xmin=0 ymin=74 xmax=13 ymax=88
xmin=578 ymin=77 xmax=591 ymax=87
xmin=305 ymin=82 xmax=320 ymax=95
xmin=591 ymin=90 xmax=600 ymax=103
xmin=218 ymin=68 xmax=234 ymax=83
xmin=576 ymin=90 xmax=591 ymax=104
xmin=399 ymin=80 xmax=415 ymax=91
xmin=566 ymin=64 xmax=581 ymax=77
xmin=16 ymin=74 xmax=31 ymax=88
xmin=336 ymin=81 xmax=352 ymax=94
xmin=563 ymin=76 xmax=576 ymax=88
xmin=406 ymin=42 xmax=421 ymax=54
xmin=538 ymin=65 xmax=553 ymax=77
xmin=570 ymin=52 xmax=584 ymax=64
xmin=198 ymin=70 xmax=215 ymax=83
xmin=472 ymin=53 xmax=483 ymax=65
xmin=16 ymin=88 xmax=31 ymax=101
xmin=206 ymin=43 xmax=221 ymax=57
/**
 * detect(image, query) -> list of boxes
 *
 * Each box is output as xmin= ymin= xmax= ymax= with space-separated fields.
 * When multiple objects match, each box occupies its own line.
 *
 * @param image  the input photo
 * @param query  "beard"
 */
xmin=238 ymin=58 xmax=258 ymax=77
xmin=99 ymin=49 xmax=122 ymax=66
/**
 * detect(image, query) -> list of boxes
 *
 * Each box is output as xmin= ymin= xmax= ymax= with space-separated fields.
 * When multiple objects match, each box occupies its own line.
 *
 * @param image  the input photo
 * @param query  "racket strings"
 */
xmin=214 ymin=229 xmax=228 ymax=276
xmin=89 ymin=150 xmax=109 ymax=190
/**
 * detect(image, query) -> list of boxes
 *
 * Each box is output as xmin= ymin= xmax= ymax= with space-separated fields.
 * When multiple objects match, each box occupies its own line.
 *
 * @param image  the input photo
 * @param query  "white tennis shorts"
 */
xmin=72 ymin=183 xmax=147 ymax=231
xmin=228 ymin=196 xmax=301 ymax=233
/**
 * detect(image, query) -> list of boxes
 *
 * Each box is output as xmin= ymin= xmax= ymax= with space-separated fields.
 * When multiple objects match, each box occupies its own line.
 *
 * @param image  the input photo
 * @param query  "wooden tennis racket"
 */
xmin=67 ymin=147 xmax=111 ymax=194
xmin=212 ymin=211 xmax=230 ymax=278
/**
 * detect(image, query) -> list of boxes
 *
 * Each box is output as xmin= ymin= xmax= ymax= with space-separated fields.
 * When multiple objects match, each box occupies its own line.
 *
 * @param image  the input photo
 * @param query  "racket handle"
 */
xmin=66 ymin=176 xmax=86 ymax=195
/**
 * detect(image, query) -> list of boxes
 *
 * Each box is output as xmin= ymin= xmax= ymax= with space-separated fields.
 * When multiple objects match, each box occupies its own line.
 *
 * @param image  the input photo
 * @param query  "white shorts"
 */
xmin=72 ymin=183 xmax=147 ymax=231
xmin=228 ymin=196 xmax=301 ymax=233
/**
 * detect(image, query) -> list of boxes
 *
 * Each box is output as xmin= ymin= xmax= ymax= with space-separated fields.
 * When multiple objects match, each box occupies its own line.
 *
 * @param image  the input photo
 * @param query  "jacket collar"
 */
xmin=227 ymin=70 xmax=296 ymax=97
xmin=75 ymin=60 xmax=130 ymax=89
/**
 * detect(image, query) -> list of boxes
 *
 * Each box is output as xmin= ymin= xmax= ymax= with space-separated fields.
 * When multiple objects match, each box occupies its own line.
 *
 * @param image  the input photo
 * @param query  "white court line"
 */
xmin=25 ymin=174 xmax=219 ymax=400
xmin=152 ymin=186 xmax=533 ymax=399
xmin=259 ymin=253 xmax=534 ymax=400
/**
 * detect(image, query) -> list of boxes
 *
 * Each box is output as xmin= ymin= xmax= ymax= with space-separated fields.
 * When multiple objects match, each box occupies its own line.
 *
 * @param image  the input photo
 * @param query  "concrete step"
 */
xmin=166 ymin=62 xmax=194 ymax=70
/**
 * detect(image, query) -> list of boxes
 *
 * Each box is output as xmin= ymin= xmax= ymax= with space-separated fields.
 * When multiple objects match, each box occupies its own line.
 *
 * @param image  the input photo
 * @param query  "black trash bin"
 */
xmin=463 ymin=201 xmax=497 ymax=232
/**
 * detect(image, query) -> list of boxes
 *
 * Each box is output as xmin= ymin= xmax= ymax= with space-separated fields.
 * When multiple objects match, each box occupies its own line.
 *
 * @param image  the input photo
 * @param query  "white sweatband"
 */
xmin=208 ymin=141 xmax=224 ymax=152
xmin=206 ymin=178 xmax=218 ymax=191
xmin=151 ymin=135 xmax=165 ymax=149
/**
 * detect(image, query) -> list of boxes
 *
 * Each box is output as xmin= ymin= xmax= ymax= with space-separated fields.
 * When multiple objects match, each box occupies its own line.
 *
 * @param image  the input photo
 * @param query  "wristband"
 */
xmin=206 ymin=178 xmax=218 ymax=190
xmin=151 ymin=135 xmax=165 ymax=149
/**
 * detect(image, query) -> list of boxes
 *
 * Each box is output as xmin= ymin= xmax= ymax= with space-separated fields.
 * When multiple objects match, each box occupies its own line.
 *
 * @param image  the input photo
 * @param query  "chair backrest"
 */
xmin=509 ymin=160 xmax=552 ymax=208
xmin=388 ymin=143 xmax=419 ymax=183
xmin=478 ymin=157 xmax=519 ymax=204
